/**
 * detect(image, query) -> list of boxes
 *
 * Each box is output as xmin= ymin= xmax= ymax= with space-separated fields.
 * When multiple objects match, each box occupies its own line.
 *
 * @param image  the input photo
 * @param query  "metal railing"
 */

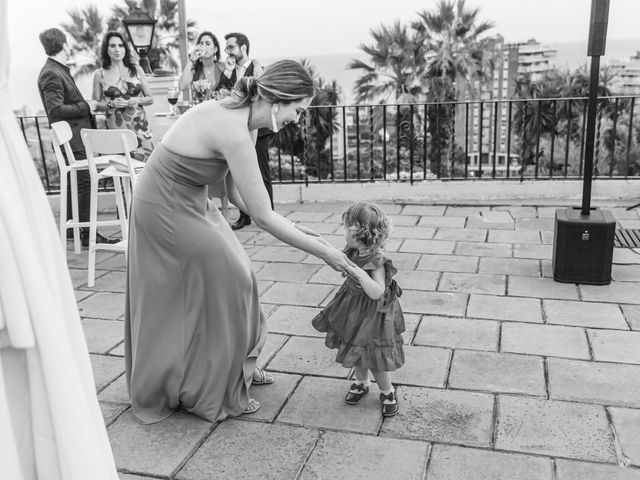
xmin=17 ymin=95 xmax=640 ymax=194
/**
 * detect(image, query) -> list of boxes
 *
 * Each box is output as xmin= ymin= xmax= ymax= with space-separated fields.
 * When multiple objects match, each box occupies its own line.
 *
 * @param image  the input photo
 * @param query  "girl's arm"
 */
xmin=345 ymin=263 xmax=386 ymax=300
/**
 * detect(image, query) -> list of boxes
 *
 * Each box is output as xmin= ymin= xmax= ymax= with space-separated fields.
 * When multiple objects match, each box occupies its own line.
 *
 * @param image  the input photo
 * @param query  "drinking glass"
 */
xmin=167 ymin=86 xmax=179 ymax=115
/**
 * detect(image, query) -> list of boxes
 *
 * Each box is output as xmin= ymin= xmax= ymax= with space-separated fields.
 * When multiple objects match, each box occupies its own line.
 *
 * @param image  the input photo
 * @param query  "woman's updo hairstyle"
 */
xmin=220 ymin=59 xmax=315 ymax=109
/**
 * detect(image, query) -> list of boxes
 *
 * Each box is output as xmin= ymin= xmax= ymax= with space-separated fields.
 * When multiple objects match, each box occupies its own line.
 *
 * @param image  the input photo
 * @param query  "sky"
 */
xmin=7 ymin=0 xmax=640 ymax=71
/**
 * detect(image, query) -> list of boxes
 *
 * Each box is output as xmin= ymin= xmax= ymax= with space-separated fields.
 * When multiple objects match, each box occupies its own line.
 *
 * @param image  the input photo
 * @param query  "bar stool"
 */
xmin=80 ymin=128 xmax=145 ymax=287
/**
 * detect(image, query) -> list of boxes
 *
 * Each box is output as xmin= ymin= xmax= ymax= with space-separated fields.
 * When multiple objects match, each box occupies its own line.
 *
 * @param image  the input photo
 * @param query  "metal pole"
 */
xmin=177 ymin=0 xmax=188 ymax=70
xmin=581 ymin=55 xmax=600 ymax=216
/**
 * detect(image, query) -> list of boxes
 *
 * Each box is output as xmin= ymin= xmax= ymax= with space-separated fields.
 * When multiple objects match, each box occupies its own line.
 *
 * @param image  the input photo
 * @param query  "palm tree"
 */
xmin=348 ymin=21 xmax=428 ymax=104
xmin=61 ymin=4 xmax=106 ymax=78
xmin=412 ymin=0 xmax=495 ymax=175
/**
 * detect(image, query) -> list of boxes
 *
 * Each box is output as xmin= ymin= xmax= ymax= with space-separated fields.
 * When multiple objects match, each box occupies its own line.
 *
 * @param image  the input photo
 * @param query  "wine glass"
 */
xmin=167 ymin=86 xmax=179 ymax=116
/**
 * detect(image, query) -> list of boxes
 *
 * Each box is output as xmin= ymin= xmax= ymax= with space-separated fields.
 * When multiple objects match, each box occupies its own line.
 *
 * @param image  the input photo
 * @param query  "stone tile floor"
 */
xmin=66 ymin=201 xmax=640 ymax=480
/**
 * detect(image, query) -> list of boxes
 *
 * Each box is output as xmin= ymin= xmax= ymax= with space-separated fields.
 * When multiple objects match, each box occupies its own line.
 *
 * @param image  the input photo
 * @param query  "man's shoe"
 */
xmin=81 ymin=232 xmax=119 ymax=247
xmin=231 ymin=215 xmax=251 ymax=230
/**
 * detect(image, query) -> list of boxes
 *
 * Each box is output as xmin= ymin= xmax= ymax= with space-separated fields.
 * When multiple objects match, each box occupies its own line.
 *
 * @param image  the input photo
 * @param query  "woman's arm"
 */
xmin=91 ymin=71 xmax=108 ymax=111
xmin=218 ymin=118 xmax=351 ymax=271
xmin=345 ymin=263 xmax=386 ymax=300
xmin=178 ymin=62 xmax=194 ymax=91
xmin=134 ymin=66 xmax=153 ymax=106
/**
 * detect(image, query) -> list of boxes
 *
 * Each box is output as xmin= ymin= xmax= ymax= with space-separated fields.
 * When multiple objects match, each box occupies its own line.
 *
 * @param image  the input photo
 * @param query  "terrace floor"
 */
xmin=66 ymin=200 xmax=640 ymax=480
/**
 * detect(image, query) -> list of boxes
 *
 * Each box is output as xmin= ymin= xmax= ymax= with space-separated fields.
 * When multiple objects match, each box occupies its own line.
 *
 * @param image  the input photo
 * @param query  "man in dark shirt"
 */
xmin=37 ymin=27 xmax=116 ymax=247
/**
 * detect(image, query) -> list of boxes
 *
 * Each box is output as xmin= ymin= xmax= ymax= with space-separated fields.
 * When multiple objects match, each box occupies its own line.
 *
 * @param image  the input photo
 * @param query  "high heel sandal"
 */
xmin=243 ymin=398 xmax=260 ymax=414
xmin=252 ymin=367 xmax=275 ymax=385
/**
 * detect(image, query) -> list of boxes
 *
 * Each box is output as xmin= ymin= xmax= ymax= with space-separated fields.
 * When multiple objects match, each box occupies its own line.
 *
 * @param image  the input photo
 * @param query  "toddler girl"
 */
xmin=312 ymin=202 xmax=404 ymax=416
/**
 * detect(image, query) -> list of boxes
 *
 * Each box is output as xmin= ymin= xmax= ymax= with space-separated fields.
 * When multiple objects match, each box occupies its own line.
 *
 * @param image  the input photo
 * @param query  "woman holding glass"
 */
xmin=92 ymin=31 xmax=155 ymax=160
xmin=178 ymin=31 xmax=224 ymax=103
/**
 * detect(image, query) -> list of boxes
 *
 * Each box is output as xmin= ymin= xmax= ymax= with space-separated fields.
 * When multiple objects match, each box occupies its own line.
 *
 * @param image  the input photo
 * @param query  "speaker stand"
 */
xmin=627 ymin=201 xmax=640 ymax=211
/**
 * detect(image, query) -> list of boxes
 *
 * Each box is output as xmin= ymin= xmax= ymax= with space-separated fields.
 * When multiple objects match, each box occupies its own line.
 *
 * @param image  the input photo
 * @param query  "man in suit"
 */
xmin=218 ymin=32 xmax=275 ymax=230
xmin=37 ymin=27 xmax=117 ymax=247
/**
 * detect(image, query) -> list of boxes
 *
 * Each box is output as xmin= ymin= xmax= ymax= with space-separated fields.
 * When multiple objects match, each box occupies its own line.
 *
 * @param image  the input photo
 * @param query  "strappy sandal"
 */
xmin=252 ymin=368 xmax=275 ymax=385
xmin=380 ymin=391 xmax=399 ymax=417
xmin=243 ymin=398 xmax=260 ymax=414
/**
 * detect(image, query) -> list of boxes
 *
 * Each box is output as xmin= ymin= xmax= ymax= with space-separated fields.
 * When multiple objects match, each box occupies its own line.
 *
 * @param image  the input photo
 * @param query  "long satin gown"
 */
xmin=125 ymin=142 xmax=267 ymax=424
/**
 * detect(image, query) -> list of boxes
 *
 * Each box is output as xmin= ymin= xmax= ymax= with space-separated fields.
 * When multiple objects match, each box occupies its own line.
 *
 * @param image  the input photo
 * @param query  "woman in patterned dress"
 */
xmin=92 ymin=31 xmax=154 ymax=160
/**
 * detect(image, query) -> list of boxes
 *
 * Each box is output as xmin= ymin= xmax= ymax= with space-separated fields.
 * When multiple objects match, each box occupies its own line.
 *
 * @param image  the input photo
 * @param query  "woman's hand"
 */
xmin=127 ymin=97 xmax=140 ymax=108
xmin=322 ymin=247 xmax=355 ymax=274
xmin=113 ymin=98 xmax=128 ymax=109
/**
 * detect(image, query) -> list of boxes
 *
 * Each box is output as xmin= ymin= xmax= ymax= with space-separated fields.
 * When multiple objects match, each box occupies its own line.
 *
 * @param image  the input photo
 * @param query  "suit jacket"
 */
xmin=38 ymin=58 xmax=96 ymax=154
xmin=216 ymin=59 xmax=257 ymax=92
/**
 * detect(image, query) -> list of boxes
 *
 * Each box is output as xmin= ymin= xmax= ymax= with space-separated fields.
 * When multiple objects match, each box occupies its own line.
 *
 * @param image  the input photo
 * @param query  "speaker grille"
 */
xmin=614 ymin=229 xmax=640 ymax=248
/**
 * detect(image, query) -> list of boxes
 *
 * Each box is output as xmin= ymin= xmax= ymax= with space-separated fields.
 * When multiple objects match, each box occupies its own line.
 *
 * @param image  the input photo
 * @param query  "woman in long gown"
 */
xmin=125 ymin=60 xmax=352 ymax=424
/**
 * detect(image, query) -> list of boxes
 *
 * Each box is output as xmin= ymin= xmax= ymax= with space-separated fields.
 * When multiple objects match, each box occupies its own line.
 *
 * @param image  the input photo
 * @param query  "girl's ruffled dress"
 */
xmin=312 ymin=248 xmax=405 ymax=371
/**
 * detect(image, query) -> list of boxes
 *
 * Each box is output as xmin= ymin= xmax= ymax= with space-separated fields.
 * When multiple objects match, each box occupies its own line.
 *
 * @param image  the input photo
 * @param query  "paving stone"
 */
xmin=257 ymin=333 xmax=288 ymax=370
xmin=413 ymin=315 xmax=499 ymax=351
xmin=501 ymin=323 xmax=590 ymax=359
xmin=385 ymin=252 xmax=421 ymax=270
xmin=494 ymin=396 xmax=616 ymax=462
xmin=108 ymin=411 xmax=212 ymax=477
xmin=401 ymin=205 xmax=447 ymax=216
xmin=465 ymin=216 xmax=514 ymax=231
xmin=391 ymin=225 xmax=437 ymax=239
xmin=488 ymin=230 xmax=541 ymax=244
xmin=90 ymin=354 xmax=124 ymax=392
xmin=256 ymin=280 xmax=274 ymax=296
xmin=544 ymin=299 xmax=628 ymax=329
xmin=69 ymin=267 xmax=109 ymax=289
xmin=119 ymin=474 xmax=152 ymax=480
xmin=541 ymin=230 xmax=554 ymax=244
xmin=438 ymin=272 xmax=506 ymax=295
xmin=623 ymin=305 xmax=640 ymax=330
xmin=548 ymin=358 xmax=640 ymax=408
xmin=109 ymin=343 xmax=125 ymax=356
xmin=286 ymin=210 xmax=334 ymax=222
xmin=380 ymin=386 xmax=494 ymax=447
xmin=66 ymin=251 xmax=114 ymax=269
xmin=435 ymin=227 xmax=487 ymax=242
xmin=266 ymin=305 xmax=323 ymax=337
xmin=400 ymin=239 xmax=456 ymax=255
xmin=444 ymin=206 xmax=490 ymax=217
xmin=581 ymin=282 xmax=640 ymax=305
xmin=508 ymin=276 xmax=579 ymax=300
xmin=513 ymin=243 xmax=553 ymax=260
xmin=82 ymin=318 xmax=124 ymax=354
xmin=277 ymin=376 xmax=381 ymax=434
xmin=100 ymin=401 xmax=128 ymax=426
xmin=614 ymin=248 xmax=640 ymax=264
xmin=612 ymin=265 xmax=640 ymax=282
xmin=536 ymin=207 xmax=560 ymax=219
xmin=401 ymin=290 xmax=468 ymax=316
xmin=176 ymin=420 xmax=318 ymax=480
xmin=516 ymin=217 xmax=555 ymax=230
xmin=402 ymin=314 xmax=422 ymax=344
xmin=250 ymin=245 xmax=308 ymax=263
xmin=392 ymin=345 xmax=450 ymax=388
xmin=449 ymin=350 xmax=546 ymax=396
xmin=455 ymin=241 xmax=513 ymax=258
xmin=98 ymin=373 xmax=129 ymax=404
xmin=556 ymin=459 xmax=640 ymax=480
xmin=540 ymin=259 xmax=553 ymax=277
xmin=92 ymin=271 xmax=126 ymax=293
xmin=394 ymin=269 xmax=439 ymax=291
xmin=425 ymin=444 xmax=553 ymax=480
xmin=248 ymin=372 xmax=301 ymax=422
xmin=79 ymin=292 xmax=126 ymax=320
xmin=388 ymin=214 xmax=421 ymax=226
xmin=300 ymin=431 xmax=429 ymax=480
xmin=267 ymin=336 xmax=348 ymax=378
xmin=255 ymin=262 xmax=321 ymax=283
xmin=609 ymin=407 xmax=640 ymax=466
xmin=384 ymin=237 xmax=403 ymax=252
xmin=467 ymin=294 xmax=543 ymax=323
xmin=588 ymin=330 xmax=640 ymax=364
xmin=493 ymin=206 xmax=537 ymax=218
xmin=260 ymin=282 xmax=334 ymax=307
xmin=478 ymin=257 xmax=541 ymax=276
xmin=95 ymin=253 xmax=126 ymax=271
xmin=418 ymin=216 xmax=466 ymax=228
xmin=75 ymin=289 xmax=93 ymax=302
xmin=308 ymin=265 xmax=343 ymax=285
xmin=610 ymin=208 xmax=640 ymax=220
xmin=417 ymin=253 xmax=479 ymax=273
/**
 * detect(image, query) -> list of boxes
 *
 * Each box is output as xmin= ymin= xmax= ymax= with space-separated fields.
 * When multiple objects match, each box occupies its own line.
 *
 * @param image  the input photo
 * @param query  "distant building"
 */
xmin=609 ymin=51 xmax=640 ymax=94
xmin=514 ymin=38 xmax=558 ymax=82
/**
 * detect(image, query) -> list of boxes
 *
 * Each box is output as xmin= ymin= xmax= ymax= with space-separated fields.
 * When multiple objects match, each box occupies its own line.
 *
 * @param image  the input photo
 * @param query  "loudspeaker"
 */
xmin=552 ymin=207 xmax=616 ymax=285
xmin=587 ymin=0 xmax=610 ymax=56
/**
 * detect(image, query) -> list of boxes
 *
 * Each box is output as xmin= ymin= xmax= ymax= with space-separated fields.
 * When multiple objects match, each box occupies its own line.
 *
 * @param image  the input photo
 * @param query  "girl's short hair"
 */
xmin=220 ymin=59 xmax=315 ymax=109
xmin=342 ymin=202 xmax=391 ymax=249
